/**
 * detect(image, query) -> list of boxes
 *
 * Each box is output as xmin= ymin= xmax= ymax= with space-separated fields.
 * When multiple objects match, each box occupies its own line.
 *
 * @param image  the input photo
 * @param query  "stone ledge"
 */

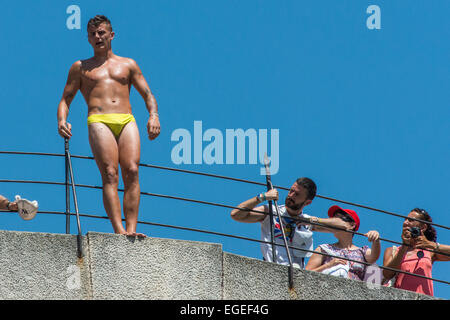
xmin=0 ymin=230 xmax=439 ymax=300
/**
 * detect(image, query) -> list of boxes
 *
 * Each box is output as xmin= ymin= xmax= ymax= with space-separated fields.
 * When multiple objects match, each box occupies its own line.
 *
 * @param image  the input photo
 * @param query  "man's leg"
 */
xmin=118 ymin=121 xmax=144 ymax=237
xmin=88 ymin=123 xmax=126 ymax=234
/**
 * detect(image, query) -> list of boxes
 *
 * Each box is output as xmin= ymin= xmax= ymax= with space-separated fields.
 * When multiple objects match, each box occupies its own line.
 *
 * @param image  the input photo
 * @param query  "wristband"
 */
xmin=435 ymin=242 xmax=441 ymax=252
xmin=256 ymin=193 xmax=267 ymax=202
xmin=6 ymin=201 xmax=11 ymax=211
xmin=150 ymin=112 xmax=159 ymax=117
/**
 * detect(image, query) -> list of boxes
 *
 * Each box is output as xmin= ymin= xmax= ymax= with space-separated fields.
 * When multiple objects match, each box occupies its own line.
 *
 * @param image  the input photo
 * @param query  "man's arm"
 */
xmin=301 ymin=216 xmax=349 ymax=233
xmin=129 ymin=59 xmax=160 ymax=140
xmin=57 ymin=61 xmax=81 ymax=139
xmin=230 ymin=189 xmax=278 ymax=223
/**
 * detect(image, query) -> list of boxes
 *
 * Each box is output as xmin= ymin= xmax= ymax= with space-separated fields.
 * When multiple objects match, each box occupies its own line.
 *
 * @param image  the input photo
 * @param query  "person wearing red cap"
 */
xmin=305 ymin=205 xmax=380 ymax=281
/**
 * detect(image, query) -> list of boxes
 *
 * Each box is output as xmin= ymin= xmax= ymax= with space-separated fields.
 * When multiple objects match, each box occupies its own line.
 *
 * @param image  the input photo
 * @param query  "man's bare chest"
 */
xmin=81 ymin=63 xmax=130 ymax=86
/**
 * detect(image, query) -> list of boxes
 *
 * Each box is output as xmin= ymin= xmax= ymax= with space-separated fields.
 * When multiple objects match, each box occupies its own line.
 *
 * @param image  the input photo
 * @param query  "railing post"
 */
xmin=265 ymin=182 xmax=276 ymax=263
xmin=64 ymin=139 xmax=83 ymax=258
xmin=264 ymin=154 xmax=294 ymax=289
xmin=65 ymin=139 xmax=70 ymax=234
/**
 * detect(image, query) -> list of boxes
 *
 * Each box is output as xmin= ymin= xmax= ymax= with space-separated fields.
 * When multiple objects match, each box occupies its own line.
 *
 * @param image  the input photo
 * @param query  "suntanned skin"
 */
xmin=57 ymin=21 xmax=160 ymax=237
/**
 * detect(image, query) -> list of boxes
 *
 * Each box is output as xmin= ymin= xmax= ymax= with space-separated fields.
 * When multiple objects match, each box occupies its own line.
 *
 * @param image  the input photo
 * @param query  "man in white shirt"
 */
xmin=230 ymin=177 xmax=347 ymax=268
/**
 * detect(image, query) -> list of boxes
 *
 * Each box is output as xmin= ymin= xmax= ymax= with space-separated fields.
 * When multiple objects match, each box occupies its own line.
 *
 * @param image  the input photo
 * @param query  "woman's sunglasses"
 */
xmin=334 ymin=210 xmax=355 ymax=223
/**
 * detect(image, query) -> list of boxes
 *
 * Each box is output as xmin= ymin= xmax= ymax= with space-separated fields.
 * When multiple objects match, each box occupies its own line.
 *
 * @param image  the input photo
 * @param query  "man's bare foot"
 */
xmin=125 ymin=231 xmax=146 ymax=238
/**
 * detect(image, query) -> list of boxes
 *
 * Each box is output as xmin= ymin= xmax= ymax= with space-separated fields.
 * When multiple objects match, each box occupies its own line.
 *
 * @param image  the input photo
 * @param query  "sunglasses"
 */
xmin=334 ymin=210 xmax=355 ymax=223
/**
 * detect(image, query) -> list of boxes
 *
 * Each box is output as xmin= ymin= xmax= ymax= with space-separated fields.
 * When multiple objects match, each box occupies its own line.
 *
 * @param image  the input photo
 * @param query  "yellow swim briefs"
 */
xmin=87 ymin=113 xmax=136 ymax=138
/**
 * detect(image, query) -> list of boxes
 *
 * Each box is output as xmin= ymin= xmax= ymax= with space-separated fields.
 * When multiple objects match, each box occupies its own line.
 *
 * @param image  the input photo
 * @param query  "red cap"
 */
xmin=328 ymin=205 xmax=360 ymax=231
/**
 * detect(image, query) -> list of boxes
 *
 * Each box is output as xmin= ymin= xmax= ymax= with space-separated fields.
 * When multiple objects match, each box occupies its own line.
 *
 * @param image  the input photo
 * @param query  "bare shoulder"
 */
xmin=116 ymin=56 xmax=143 ymax=77
xmin=314 ymin=246 xmax=324 ymax=257
xmin=383 ymin=246 xmax=393 ymax=260
xmin=384 ymin=246 xmax=393 ymax=254
xmin=114 ymin=55 xmax=139 ymax=68
xmin=70 ymin=60 xmax=82 ymax=72
xmin=65 ymin=60 xmax=82 ymax=82
xmin=79 ymin=57 xmax=97 ymax=70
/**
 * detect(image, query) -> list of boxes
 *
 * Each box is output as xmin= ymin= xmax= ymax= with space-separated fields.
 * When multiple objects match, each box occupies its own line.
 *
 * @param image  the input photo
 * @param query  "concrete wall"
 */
xmin=0 ymin=230 xmax=438 ymax=300
xmin=0 ymin=230 xmax=91 ymax=300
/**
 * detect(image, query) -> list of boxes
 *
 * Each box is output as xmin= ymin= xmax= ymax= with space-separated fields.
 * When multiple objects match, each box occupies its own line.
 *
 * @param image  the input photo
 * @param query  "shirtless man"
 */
xmin=57 ymin=15 xmax=160 ymax=237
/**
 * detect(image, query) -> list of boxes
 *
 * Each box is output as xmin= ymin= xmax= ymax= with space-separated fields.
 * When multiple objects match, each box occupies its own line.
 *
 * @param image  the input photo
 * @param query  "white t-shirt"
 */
xmin=260 ymin=204 xmax=314 ymax=267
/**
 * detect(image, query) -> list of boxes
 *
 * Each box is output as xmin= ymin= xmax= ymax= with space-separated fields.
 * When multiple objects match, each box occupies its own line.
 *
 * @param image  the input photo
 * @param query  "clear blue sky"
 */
xmin=0 ymin=1 xmax=448 ymax=299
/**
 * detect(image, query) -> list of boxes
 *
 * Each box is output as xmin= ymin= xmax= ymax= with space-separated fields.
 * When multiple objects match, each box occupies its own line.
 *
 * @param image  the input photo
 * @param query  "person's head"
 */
xmin=403 ymin=208 xmax=437 ymax=242
xmin=87 ymin=15 xmax=114 ymax=51
xmin=328 ymin=205 xmax=360 ymax=235
xmin=285 ymin=177 xmax=316 ymax=212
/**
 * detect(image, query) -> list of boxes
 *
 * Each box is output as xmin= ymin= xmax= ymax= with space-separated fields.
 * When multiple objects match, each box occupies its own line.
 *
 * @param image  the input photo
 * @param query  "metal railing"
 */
xmin=64 ymin=139 xmax=83 ymax=258
xmin=0 ymin=148 xmax=449 ymax=290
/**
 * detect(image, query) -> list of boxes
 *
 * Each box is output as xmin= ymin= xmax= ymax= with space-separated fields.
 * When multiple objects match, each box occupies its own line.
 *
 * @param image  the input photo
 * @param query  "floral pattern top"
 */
xmin=319 ymin=243 xmax=370 ymax=281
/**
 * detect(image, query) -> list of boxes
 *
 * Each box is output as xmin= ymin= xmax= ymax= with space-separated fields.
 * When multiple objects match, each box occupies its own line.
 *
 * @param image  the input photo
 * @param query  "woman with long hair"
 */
xmin=382 ymin=208 xmax=450 ymax=296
